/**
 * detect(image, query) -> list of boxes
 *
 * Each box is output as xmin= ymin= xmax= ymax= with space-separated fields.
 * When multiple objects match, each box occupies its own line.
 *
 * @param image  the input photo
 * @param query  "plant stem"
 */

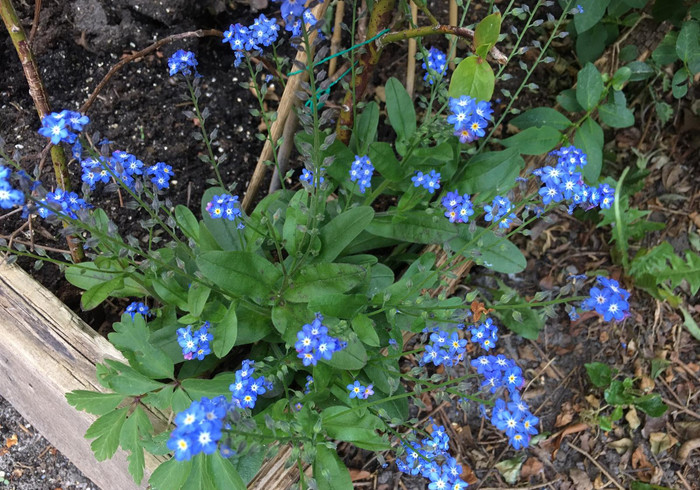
xmin=1 ymin=0 xmax=84 ymax=262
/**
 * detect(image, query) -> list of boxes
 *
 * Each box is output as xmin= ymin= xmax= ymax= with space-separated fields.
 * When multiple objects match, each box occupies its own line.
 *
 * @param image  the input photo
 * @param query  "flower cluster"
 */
xmin=168 ymin=50 xmax=198 ymax=77
xmin=422 ymin=47 xmax=448 ymax=84
xmin=222 ymin=14 xmax=280 ymax=66
xmin=272 ymin=0 xmax=319 ymax=38
xmin=349 ymin=155 xmax=374 ymax=194
xmin=38 ymin=110 xmax=89 ymax=145
xmin=206 ymin=194 xmax=245 ymax=228
xmin=441 ymin=191 xmax=475 ymax=224
xmin=471 ymin=354 xmax=523 ymax=394
xmin=125 ymin=301 xmax=150 ymax=319
xmin=300 ymin=168 xmax=324 ymax=187
xmin=580 ymin=276 xmax=630 ymax=322
xmin=0 ymin=166 xmax=24 ymax=209
xmin=469 ymin=317 xmax=498 ymax=351
xmin=395 ymin=423 xmax=469 ymax=489
xmin=412 ymin=169 xmax=441 ymax=194
xmin=534 ymin=146 xmax=615 ymax=213
xmin=484 ymin=195 xmax=517 ymax=229
xmin=147 ymin=161 xmax=174 ymax=190
xmin=294 ymin=313 xmax=345 ymax=366
xmin=177 ymin=323 xmax=213 ymax=361
xmin=491 ymin=394 xmax=539 ymax=450
xmin=229 ymin=360 xmax=268 ymax=409
xmin=347 ymin=380 xmax=374 ymax=399
xmin=81 ymin=154 xmax=172 ymax=191
xmin=166 ymin=396 xmax=227 ymax=461
xmin=36 ymin=188 xmax=90 ymax=220
xmin=447 ymin=96 xmax=492 ymax=144
xmin=420 ymin=328 xmax=467 ymax=367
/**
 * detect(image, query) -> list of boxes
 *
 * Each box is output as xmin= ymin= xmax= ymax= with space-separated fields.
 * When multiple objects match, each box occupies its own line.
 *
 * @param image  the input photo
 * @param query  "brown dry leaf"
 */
xmin=517 ymin=344 xmax=538 ymax=362
xmin=349 ymin=469 xmax=371 ymax=481
xmin=631 ymin=447 xmax=654 ymax=482
xmin=569 ymin=468 xmax=593 ymax=490
xmin=5 ymin=434 xmax=18 ymax=449
xmin=609 ymin=438 xmax=633 ymax=454
xmin=639 ymin=375 xmax=655 ymax=393
xmin=470 ymin=300 xmax=493 ymax=322
xmin=11 ymin=468 xmax=23 ymax=479
xmin=593 ymin=473 xmax=606 ymax=489
xmin=599 ymin=330 xmax=609 ymax=343
xmin=678 ymin=438 xmax=700 ymax=461
xmin=520 ymin=457 xmax=544 ymax=479
xmin=676 ymin=421 xmax=700 ymax=440
xmin=460 ymin=463 xmax=479 ymax=485
xmin=585 ymin=394 xmax=600 ymax=409
xmin=626 ymin=407 xmax=641 ymax=431
xmin=649 ymin=432 xmax=678 ymax=455
xmin=554 ymin=402 xmax=575 ymax=427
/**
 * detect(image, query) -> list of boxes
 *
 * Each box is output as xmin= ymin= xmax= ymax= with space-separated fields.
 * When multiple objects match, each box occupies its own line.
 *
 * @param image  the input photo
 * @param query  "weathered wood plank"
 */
xmin=0 ymin=262 xmax=301 ymax=489
xmin=0 ymin=262 xmax=156 ymax=489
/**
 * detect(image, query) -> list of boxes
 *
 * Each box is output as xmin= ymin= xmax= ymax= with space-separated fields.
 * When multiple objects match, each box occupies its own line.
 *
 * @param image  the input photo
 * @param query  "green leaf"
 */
xmin=141 ymin=385 xmax=175 ymax=411
xmin=652 ymin=32 xmax=678 ymax=65
xmin=575 ymin=118 xmax=604 ymax=182
xmin=575 ymin=63 xmax=605 ymax=111
xmin=103 ymin=359 xmax=166 ymax=396
xmin=184 ymin=454 xmax=216 ymax=490
xmin=209 ymin=452 xmax=246 ymax=489
xmin=172 ymin=387 xmax=193 ymax=412
xmin=448 ymin=56 xmax=495 ymax=101
xmin=510 ymin=107 xmax=573 ymax=131
xmin=197 ymin=251 xmax=281 ymax=300
xmin=152 ymin=275 xmax=188 ymax=310
xmin=119 ymin=405 xmax=152 ymax=484
xmin=501 ymin=126 xmax=562 ymax=155
xmin=317 ymin=206 xmax=375 ymax=262
xmin=574 ymin=0 xmax=611 ymax=33
xmin=655 ymin=102 xmax=673 ymax=125
xmin=149 ymin=458 xmax=192 ymax=490
xmin=604 ymin=380 xmax=635 ymax=406
xmin=212 ymin=303 xmax=238 ymax=358
xmin=474 ymin=12 xmax=502 ymax=58
xmin=175 ymin=205 xmax=200 ymax=241
xmin=585 ymin=362 xmax=614 ymax=388
xmin=284 ymin=263 xmax=368 ymax=303
xmin=626 ymin=61 xmax=654 ymax=81
xmin=633 ymin=394 xmax=668 ymax=417
xmin=323 ymin=338 xmax=368 ymax=370
xmin=187 ymin=284 xmax=211 ymax=318
xmin=85 ymin=407 xmax=128 ymax=461
xmin=495 ymin=455 xmax=525 ymax=485
xmin=65 ymin=390 xmax=125 ymax=416
xmin=366 ymin=212 xmax=458 ymax=245
xmin=81 ymin=276 xmax=124 ymax=311
xmin=385 ymin=77 xmax=416 ymax=141
xmin=676 ymin=21 xmax=699 ymax=62
xmin=314 ymin=444 xmax=353 ymax=490
xmin=180 ymin=373 xmax=236 ymax=401
xmin=321 ymin=406 xmax=389 ymax=451
xmin=353 ymin=102 xmax=379 ymax=155
xmin=598 ymin=90 xmax=635 ymax=128
xmin=611 ymin=66 xmax=632 ymax=90
xmin=108 ymin=314 xmax=174 ymax=379
xmin=680 ymin=307 xmax=700 ymax=341
xmin=308 ymin=293 xmax=367 ymax=318
xmin=650 ymin=358 xmax=671 ymax=380
xmin=457 ymin=148 xmax=523 ymax=194
xmin=368 ymin=142 xmax=404 ymax=182
xmin=352 ymin=314 xmax=380 ymax=347
xmin=576 ymin=23 xmax=608 ymax=65
xmin=556 ymin=88 xmax=584 ymax=113
xmin=450 ymin=228 xmax=526 ymax=274
xmin=672 ymin=68 xmax=689 ymax=98
xmin=65 ymin=261 xmax=145 ymax=297
xmin=630 ymin=483 xmax=673 ymax=490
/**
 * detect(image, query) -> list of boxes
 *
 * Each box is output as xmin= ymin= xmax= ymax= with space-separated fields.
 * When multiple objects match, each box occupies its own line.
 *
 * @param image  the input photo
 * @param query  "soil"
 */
xmin=1 ymin=0 xmax=699 ymax=489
